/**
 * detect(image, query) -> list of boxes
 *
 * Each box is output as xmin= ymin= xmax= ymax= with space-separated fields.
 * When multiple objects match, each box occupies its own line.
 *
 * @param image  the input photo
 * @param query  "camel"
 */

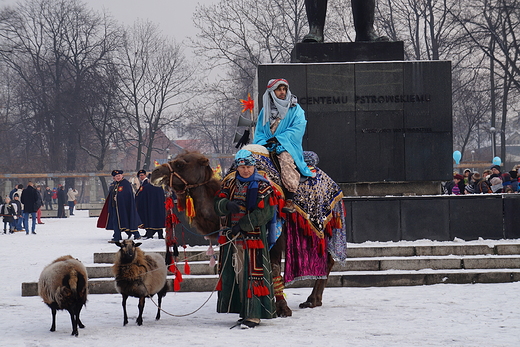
xmin=150 ymin=145 xmax=347 ymax=317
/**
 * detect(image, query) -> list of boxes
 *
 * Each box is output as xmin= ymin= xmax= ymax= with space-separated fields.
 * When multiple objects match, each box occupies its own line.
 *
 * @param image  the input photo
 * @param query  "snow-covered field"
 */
xmin=1 ymin=210 xmax=519 ymax=347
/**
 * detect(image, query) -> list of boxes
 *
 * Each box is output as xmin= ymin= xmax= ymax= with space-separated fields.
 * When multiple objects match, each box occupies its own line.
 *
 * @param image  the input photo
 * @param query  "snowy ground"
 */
xmin=1 ymin=210 xmax=519 ymax=347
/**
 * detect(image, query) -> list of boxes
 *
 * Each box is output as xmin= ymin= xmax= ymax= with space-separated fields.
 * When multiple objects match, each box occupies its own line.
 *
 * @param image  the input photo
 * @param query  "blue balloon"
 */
xmin=453 ymin=150 xmax=462 ymax=164
xmin=492 ymin=157 xmax=501 ymax=166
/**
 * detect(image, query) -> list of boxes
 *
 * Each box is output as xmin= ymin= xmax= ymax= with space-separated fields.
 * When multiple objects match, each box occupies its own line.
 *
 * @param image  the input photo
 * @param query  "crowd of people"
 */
xmin=443 ymin=165 xmax=520 ymax=195
xmin=1 ymin=171 xmax=166 ymax=240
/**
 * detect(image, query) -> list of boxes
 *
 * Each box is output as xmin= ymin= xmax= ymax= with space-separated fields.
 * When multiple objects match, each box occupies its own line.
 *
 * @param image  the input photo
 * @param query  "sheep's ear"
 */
xmin=134 ymin=242 xmax=142 ymax=247
xmin=115 ymin=241 xmax=122 ymax=247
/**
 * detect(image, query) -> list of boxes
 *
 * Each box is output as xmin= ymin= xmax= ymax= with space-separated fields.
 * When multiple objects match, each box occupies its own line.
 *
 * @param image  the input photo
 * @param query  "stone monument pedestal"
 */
xmin=257 ymin=45 xmax=452 ymax=192
xmin=291 ymin=41 xmax=405 ymax=63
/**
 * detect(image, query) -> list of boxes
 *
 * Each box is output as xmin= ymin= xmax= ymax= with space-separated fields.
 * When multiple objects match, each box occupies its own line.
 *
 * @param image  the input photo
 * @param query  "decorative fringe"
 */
xmin=206 ymin=244 xmax=214 ymax=256
xmin=209 ymin=256 xmax=216 ymax=267
xmin=185 ymin=194 xmax=195 ymax=218
xmin=245 ymin=239 xmax=264 ymax=249
xmin=247 ymin=288 xmax=252 ymax=298
xmin=253 ymin=284 xmax=270 ymax=296
xmin=215 ymin=278 xmax=222 ymax=291
xmin=318 ymin=238 xmax=326 ymax=255
xmin=258 ymin=199 xmax=264 ymax=208
xmin=165 ymin=197 xmax=174 ymax=210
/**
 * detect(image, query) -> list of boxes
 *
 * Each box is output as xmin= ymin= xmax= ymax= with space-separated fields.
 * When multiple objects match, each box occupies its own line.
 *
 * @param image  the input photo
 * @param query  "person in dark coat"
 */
xmin=97 ymin=170 xmax=142 ymax=243
xmin=1 ymin=197 xmax=15 ymax=234
xmin=11 ymin=194 xmax=23 ymax=231
xmin=135 ymin=170 xmax=166 ymax=239
xmin=57 ymin=184 xmax=67 ymax=218
xmin=20 ymin=181 xmax=40 ymax=234
xmin=43 ymin=186 xmax=53 ymax=210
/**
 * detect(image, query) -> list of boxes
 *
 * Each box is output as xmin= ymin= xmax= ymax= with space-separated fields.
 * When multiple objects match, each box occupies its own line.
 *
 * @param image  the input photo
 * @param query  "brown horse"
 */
xmin=151 ymin=147 xmax=345 ymax=317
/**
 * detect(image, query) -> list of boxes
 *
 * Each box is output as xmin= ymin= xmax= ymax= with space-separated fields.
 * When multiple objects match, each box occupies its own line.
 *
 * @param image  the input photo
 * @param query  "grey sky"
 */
xmin=1 ymin=0 xmax=217 ymax=43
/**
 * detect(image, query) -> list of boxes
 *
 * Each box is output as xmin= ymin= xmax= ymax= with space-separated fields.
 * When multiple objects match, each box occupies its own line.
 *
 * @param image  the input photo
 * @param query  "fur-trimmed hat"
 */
xmin=111 ymin=170 xmax=123 ymax=176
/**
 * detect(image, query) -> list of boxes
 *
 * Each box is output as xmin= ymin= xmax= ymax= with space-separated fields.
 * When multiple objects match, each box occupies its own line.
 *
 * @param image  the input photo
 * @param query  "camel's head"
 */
xmin=150 ymin=151 xmax=213 ymax=193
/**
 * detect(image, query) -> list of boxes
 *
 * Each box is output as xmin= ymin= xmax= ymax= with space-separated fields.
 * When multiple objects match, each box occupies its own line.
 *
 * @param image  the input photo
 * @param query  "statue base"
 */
xmin=291 ymin=41 xmax=404 ymax=63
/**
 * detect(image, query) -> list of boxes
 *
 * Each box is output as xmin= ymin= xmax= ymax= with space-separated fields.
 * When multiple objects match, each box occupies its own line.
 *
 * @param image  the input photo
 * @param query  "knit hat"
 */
xmin=111 ymin=170 xmax=123 ymax=176
xmin=137 ymin=169 xmax=146 ymax=177
xmin=490 ymin=165 xmax=501 ymax=171
xmin=261 ymin=78 xmax=292 ymax=126
xmin=453 ymin=174 xmax=463 ymax=180
xmin=472 ymin=172 xmax=481 ymax=180
xmin=234 ymin=149 xmax=256 ymax=167
xmin=452 ymin=185 xmax=461 ymax=195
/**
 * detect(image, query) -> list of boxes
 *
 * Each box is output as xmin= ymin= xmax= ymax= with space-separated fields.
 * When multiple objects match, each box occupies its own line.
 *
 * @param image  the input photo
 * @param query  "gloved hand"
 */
xmin=226 ymin=201 xmax=240 ymax=214
xmin=267 ymin=137 xmax=278 ymax=144
xmin=230 ymin=224 xmax=243 ymax=237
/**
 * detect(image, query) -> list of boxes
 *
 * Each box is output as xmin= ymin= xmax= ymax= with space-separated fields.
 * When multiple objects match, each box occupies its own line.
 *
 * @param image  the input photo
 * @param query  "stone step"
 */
xmin=92 ymin=243 xmax=520 ymax=264
xmin=21 ymin=269 xmax=520 ymax=296
xmin=40 ymin=210 xmax=69 ymax=218
xmin=21 ymin=243 xmax=520 ymax=296
xmin=86 ymin=262 xmax=217 ymax=279
xmin=73 ymin=254 xmax=520 ymax=280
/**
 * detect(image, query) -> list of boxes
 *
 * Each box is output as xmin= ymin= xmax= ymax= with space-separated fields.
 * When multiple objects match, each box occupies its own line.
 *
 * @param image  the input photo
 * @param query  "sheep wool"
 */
xmin=38 ymin=255 xmax=88 ymax=336
xmin=112 ymin=240 xmax=168 ymax=326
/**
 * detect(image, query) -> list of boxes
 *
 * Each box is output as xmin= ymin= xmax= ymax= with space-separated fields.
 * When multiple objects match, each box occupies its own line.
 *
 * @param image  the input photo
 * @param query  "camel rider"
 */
xmin=253 ymin=78 xmax=315 ymax=213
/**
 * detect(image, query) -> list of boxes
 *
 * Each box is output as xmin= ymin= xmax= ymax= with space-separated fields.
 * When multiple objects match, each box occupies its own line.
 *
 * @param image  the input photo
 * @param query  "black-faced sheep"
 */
xmin=38 ymin=255 xmax=88 ymax=337
xmin=112 ymin=240 xmax=168 ymax=326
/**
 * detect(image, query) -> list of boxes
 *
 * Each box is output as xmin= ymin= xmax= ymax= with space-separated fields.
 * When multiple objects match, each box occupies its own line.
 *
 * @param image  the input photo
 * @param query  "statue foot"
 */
xmin=356 ymin=30 xmax=390 ymax=42
xmin=302 ymin=26 xmax=324 ymax=43
xmin=302 ymin=33 xmax=324 ymax=43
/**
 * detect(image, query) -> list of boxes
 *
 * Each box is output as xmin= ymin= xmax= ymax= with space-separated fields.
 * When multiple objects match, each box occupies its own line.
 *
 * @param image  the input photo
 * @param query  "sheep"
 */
xmin=38 ymin=255 xmax=88 ymax=337
xmin=112 ymin=240 xmax=168 ymax=326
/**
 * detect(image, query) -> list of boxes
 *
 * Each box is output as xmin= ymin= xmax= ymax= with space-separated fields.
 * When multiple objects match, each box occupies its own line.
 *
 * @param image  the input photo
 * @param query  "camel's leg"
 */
xmin=270 ymin=236 xmax=292 ymax=317
xmin=299 ymin=253 xmax=335 ymax=308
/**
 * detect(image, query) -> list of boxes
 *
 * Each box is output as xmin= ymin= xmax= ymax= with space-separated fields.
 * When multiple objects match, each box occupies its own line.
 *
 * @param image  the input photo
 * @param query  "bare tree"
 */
xmin=0 ymin=0 xmax=122 ymax=178
xmin=117 ymin=20 xmax=193 ymax=171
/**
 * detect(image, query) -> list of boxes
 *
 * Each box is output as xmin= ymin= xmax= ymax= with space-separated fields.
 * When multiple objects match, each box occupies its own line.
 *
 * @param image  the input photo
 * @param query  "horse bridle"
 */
xmin=165 ymin=162 xmax=212 ymax=195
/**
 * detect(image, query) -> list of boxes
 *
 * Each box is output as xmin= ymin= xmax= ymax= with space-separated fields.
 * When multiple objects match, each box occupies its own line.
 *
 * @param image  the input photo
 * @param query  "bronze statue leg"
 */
xmin=352 ymin=0 xmax=389 ymax=41
xmin=299 ymin=253 xmax=335 ymax=308
xmin=303 ymin=0 xmax=328 ymax=43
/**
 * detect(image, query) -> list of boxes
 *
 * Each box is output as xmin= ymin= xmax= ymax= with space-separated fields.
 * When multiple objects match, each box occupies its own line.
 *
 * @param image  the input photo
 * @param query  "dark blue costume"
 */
xmin=135 ymin=178 xmax=165 ymax=239
xmin=99 ymin=177 xmax=141 ymax=242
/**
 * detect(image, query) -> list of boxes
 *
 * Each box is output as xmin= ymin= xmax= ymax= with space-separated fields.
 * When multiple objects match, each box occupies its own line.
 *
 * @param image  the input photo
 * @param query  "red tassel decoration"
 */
xmin=168 ymin=263 xmax=177 ymax=274
xmin=186 ymin=195 xmax=195 ymax=218
xmin=258 ymin=199 xmax=264 ymax=208
xmin=215 ymin=279 xmax=222 ymax=291
xmin=165 ymin=197 xmax=174 ymax=210
xmin=173 ymin=277 xmax=181 ymax=291
xmin=184 ymin=260 xmax=191 ymax=275
xmin=247 ymin=288 xmax=252 ymax=298
xmin=218 ymin=235 xmax=227 ymax=244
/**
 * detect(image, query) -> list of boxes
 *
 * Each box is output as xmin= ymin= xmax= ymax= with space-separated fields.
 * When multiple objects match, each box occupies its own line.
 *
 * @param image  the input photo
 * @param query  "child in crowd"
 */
xmin=0 ymin=196 xmax=15 ymax=234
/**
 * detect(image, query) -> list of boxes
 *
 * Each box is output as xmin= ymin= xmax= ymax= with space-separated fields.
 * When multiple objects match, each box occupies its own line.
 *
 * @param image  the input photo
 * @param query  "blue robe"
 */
xmin=253 ymin=104 xmax=314 ymax=177
xmin=98 ymin=178 xmax=141 ymax=234
xmin=135 ymin=179 xmax=165 ymax=229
